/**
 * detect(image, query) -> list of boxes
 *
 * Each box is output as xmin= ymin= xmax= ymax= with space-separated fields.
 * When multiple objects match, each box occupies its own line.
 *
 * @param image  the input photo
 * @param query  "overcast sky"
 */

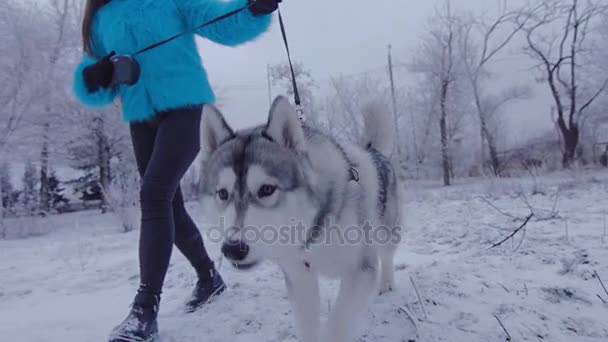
xmin=198 ymin=0 xmax=551 ymax=145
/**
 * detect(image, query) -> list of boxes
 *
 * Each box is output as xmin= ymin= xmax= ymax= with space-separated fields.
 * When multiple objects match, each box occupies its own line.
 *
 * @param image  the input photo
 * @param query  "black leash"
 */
xmin=134 ymin=2 xmax=254 ymax=56
xmin=277 ymin=8 xmax=304 ymax=121
xmin=124 ymin=2 xmax=303 ymax=120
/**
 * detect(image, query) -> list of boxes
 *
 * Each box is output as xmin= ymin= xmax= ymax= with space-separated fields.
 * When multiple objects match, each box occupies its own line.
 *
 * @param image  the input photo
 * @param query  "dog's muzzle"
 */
xmin=221 ymin=239 xmax=249 ymax=261
xmin=221 ymin=239 xmax=259 ymax=270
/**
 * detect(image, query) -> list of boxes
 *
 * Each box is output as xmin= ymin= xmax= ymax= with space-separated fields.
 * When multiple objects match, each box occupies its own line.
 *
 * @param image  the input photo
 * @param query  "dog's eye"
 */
xmin=257 ymin=184 xmax=277 ymax=198
xmin=217 ymin=188 xmax=229 ymax=201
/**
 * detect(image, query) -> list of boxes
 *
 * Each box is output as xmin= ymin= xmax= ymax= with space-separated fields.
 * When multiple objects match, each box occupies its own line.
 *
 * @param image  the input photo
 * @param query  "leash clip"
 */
xmin=296 ymin=105 xmax=305 ymax=123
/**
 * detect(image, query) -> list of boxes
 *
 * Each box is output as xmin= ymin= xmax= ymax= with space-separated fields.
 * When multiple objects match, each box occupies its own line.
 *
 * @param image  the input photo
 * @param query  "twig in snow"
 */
xmin=513 ymin=220 xmax=528 ymax=252
xmin=488 ymin=223 xmax=516 ymax=232
xmin=550 ymin=188 xmax=561 ymax=215
xmin=491 ymin=213 xmax=534 ymax=248
xmin=406 ymin=303 xmax=422 ymax=322
xmin=410 ymin=276 xmax=428 ymax=320
xmin=398 ymin=306 xmax=419 ymax=329
xmin=494 ymin=315 xmax=512 ymax=341
xmin=602 ymin=213 xmax=606 ymax=245
xmin=594 ymin=270 xmax=608 ymax=298
xmin=564 ymin=218 xmax=569 ymax=244
xmin=596 ymin=294 xmax=607 ymax=304
xmin=517 ymin=190 xmax=560 ymax=221
xmin=498 ymin=283 xmax=511 ymax=293
xmin=522 ymin=322 xmax=544 ymax=340
xmin=477 ymin=196 xmax=519 ymax=220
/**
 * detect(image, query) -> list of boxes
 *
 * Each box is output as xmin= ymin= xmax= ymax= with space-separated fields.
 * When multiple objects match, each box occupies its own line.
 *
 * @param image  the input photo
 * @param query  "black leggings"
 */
xmin=130 ymin=105 xmax=212 ymax=296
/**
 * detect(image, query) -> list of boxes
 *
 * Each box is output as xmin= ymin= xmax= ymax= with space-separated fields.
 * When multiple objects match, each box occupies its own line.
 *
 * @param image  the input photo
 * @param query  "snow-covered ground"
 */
xmin=1 ymin=170 xmax=607 ymax=342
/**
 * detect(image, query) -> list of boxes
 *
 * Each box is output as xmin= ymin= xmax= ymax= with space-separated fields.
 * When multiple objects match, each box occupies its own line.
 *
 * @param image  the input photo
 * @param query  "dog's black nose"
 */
xmin=221 ymin=239 xmax=249 ymax=262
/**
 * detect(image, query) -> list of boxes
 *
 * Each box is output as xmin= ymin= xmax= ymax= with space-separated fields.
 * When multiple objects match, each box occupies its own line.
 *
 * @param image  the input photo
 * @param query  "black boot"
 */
xmin=109 ymin=291 xmax=160 ymax=342
xmin=184 ymin=265 xmax=226 ymax=313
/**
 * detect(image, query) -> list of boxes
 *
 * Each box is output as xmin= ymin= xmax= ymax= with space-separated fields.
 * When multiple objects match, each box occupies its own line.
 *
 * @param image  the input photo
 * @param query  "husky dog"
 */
xmin=199 ymin=96 xmax=402 ymax=342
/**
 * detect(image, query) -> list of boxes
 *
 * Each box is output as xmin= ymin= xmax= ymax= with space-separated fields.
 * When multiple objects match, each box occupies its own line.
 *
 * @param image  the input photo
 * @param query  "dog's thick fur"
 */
xmin=200 ymin=96 xmax=402 ymax=342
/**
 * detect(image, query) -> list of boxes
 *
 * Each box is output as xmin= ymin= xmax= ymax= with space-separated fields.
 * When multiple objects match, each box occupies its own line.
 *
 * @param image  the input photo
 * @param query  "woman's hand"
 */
xmin=83 ymin=52 xmax=115 ymax=92
xmin=249 ymin=0 xmax=282 ymax=15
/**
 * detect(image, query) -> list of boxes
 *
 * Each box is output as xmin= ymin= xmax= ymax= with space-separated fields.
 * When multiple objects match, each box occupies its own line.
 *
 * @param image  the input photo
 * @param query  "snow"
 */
xmin=1 ymin=170 xmax=608 ymax=342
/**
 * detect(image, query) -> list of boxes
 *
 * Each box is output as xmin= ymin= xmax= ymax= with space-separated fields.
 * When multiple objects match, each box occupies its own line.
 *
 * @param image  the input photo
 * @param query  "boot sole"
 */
xmin=110 ymin=334 xmax=158 ymax=342
xmin=110 ymin=325 xmax=158 ymax=342
xmin=185 ymin=284 xmax=226 ymax=313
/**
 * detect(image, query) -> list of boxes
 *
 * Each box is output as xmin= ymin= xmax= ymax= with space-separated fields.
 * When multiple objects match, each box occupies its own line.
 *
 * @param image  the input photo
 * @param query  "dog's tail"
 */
xmin=362 ymin=99 xmax=394 ymax=157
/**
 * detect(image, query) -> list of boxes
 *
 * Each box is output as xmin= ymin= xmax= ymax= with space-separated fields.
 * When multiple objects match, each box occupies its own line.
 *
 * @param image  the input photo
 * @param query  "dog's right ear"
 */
xmin=201 ymin=104 xmax=234 ymax=158
xmin=265 ymin=96 xmax=305 ymax=151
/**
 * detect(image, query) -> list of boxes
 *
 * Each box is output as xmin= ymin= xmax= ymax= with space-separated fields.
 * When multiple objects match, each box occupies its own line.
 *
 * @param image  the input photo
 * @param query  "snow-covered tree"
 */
xmin=519 ymin=0 xmax=608 ymax=167
xmin=46 ymin=169 xmax=69 ymax=213
xmin=20 ymin=161 xmax=39 ymax=216
xmin=409 ymin=1 xmax=470 ymax=186
xmin=320 ymin=74 xmax=390 ymax=143
xmin=460 ymin=3 xmax=532 ymax=175
xmin=0 ymin=162 xmax=15 ymax=218
xmin=105 ymin=146 xmax=140 ymax=233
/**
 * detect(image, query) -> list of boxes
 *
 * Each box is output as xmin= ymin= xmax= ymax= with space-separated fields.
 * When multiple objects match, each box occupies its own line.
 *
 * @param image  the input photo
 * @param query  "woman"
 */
xmin=72 ymin=0 xmax=280 ymax=341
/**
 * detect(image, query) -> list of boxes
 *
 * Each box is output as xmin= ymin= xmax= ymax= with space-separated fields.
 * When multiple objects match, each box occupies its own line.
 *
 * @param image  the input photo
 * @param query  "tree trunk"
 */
xmin=39 ymin=120 xmax=50 ymax=213
xmin=487 ymin=140 xmax=501 ymax=176
xmin=440 ymin=80 xmax=451 ymax=186
xmin=562 ymin=136 xmax=577 ymax=168
xmin=480 ymin=124 xmax=486 ymax=167
xmin=0 ymin=176 xmax=4 ymax=239
xmin=557 ymin=116 xmax=579 ymax=168
xmin=95 ymin=117 xmax=111 ymax=213
xmin=482 ymin=123 xmax=501 ymax=176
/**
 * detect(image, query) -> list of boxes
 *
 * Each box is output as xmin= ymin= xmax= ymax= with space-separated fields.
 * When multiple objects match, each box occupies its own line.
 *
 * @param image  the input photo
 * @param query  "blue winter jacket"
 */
xmin=73 ymin=0 xmax=272 ymax=122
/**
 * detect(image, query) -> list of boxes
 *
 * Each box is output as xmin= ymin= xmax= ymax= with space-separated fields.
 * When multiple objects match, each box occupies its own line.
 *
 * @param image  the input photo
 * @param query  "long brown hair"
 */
xmin=82 ymin=0 xmax=107 ymax=56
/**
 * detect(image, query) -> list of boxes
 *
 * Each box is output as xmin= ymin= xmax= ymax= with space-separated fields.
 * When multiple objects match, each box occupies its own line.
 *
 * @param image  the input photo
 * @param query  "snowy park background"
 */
xmin=2 ymin=0 xmax=608 ymax=341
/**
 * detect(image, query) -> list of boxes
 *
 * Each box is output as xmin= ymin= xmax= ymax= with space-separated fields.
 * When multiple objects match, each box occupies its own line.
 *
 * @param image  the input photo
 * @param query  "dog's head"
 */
xmin=200 ymin=96 xmax=318 ymax=270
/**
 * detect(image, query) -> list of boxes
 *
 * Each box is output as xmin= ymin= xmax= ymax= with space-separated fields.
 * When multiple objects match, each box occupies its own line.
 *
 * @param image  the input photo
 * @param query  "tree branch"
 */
xmin=578 ymin=78 xmax=608 ymax=116
xmin=491 ymin=213 xmax=534 ymax=248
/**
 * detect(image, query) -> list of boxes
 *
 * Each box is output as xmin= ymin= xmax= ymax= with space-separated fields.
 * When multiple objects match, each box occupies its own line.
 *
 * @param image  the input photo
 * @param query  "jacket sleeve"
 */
xmin=173 ymin=0 xmax=273 ymax=47
xmin=73 ymin=54 xmax=118 ymax=107
xmin=72 ymin=54 xmax=118 ymax=107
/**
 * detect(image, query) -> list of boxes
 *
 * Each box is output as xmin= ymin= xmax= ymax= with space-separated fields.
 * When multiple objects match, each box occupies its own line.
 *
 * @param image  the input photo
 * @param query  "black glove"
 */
xmin=249 ymin=0 xmax=282 ymax=15
xmin=83 ymin=51 xmax=115 ymax=92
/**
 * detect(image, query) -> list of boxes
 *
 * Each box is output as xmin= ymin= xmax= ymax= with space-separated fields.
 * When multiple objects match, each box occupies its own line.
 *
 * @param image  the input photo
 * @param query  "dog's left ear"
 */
xmin=201 ymin=104 xmax=235 ymax=159
xmin=265 ymin=96 xmax=305 ymax=150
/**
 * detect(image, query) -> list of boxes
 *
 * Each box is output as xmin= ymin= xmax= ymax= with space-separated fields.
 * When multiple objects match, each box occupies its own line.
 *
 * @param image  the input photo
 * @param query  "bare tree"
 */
xmin=38 ymin=0 xmax=81 ymax=213
xmin=403 ymin=86 xmax=437 ymax=178
xmin=61 ymin=101 xmax=129 ymax=213
xmin=0 ymin=1 xmax=51 ymax=151
xmin=520 ymin=0 xmax=608 ymax=167
xmin=0 ymin=0 xmax=82 ymax=218
xmin=0 ymin=0 xmax=54 ymax=227
xmin=410 ymin=1 xmax=467 ymax=185
xmin=323 ymin=74 xmax=389 ymax=143
xmin=461 ymin=1 xmax=532 ymax=175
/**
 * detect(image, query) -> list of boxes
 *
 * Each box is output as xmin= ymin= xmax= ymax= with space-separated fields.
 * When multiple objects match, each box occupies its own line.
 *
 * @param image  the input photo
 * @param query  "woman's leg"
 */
xmin=173 ymin=186 xmax=214 ymax=275
xmin=109 ymin=119 xmax=160 ymax=342
xmin=130 ymin=111 xmax=213 ymax=284
xmin=135 ymin=106 xmax=205 ymax=295
xmin=110 ymin=106 xmax=222 ymax=341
